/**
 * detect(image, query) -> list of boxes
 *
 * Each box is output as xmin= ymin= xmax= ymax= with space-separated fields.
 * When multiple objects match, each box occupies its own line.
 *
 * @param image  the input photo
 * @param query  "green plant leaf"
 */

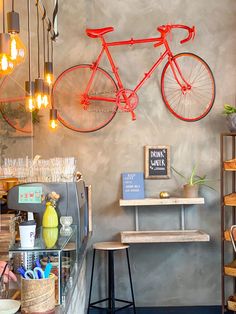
xmin=171 ymin=166 xmax=187 ymax=181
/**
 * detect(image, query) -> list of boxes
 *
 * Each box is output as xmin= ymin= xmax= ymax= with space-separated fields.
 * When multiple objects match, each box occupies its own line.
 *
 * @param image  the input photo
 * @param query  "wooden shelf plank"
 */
xmin=120 ymin=230 xmax=210 ymax=243
xmin=120 ymin=197 xmax=205 ymax=207
xmin=224 ymin=193 xmax=236 ymax=206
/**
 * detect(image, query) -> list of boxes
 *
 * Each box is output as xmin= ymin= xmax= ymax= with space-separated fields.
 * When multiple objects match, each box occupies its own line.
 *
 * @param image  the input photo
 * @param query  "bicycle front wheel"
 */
xmin=52 ymin=64 xmax=118 ymax=132
xmin=161 ymin=53 xmax=215 ymax=122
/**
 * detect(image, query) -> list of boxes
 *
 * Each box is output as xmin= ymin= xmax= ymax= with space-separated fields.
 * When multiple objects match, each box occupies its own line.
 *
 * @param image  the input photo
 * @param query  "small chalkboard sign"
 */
xmin=122 ymin=172 xmax=145 ymax=200
xmin=145 ymin=145 xmax=170 ymax=179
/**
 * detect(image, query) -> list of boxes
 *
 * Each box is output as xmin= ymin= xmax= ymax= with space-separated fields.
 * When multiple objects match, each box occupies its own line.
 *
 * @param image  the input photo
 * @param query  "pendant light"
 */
xmin=35 ymin=1 xmax=44 ymax=110
xmin=0 ymin=0 xmax=14 ymax=75
xmin=49 ymin=108 xmax=58 ymax=129
xmin=7 ymin=0 xmax=26 ymax=65
xmin=42 ymin=11 xmax=49 ymax=108
xmin=44 ymin=24 xmax=53 ymax=86
xmin=25 ymin=0 xmax=35 ymax=112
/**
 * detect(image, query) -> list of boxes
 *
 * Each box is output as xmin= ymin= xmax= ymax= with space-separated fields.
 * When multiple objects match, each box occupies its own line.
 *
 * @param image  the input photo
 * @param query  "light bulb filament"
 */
xmin=50 ymin=119 xmax=57 ymax=129
xmin=10 ymin=38 xmax=17 ymax=60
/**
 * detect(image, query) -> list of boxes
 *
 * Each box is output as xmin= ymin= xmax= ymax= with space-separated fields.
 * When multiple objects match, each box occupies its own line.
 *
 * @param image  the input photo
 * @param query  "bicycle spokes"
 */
xmin=161 ymin=53 xmax=215 ymax=121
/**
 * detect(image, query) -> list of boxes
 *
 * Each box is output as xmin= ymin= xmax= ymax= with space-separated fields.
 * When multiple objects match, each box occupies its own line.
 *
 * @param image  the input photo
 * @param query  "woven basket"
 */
xmin=225 ymin=260 xmax=236 ymax=277
xmin=21 ymin=274 xmax=55 ymax=313
xmin=224 ymin=159 xmax=236 ymax=171
xmin=228 ymin=295 xmax=236 ymax=311
xmin=224 ymin=193 xmax=236 ymax=206
xmin=224 ymin=228 xmax=236 ymax=241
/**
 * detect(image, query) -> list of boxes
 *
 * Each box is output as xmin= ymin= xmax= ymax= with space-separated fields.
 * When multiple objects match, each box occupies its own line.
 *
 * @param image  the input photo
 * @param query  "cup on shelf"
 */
xmin=19 ymin=220 xmax=36 ymax=248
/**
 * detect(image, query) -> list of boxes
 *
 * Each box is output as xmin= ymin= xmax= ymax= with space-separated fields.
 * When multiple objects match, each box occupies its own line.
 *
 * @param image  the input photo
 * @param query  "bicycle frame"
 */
xmin=84 ymin=33 xmax=190 ymax=104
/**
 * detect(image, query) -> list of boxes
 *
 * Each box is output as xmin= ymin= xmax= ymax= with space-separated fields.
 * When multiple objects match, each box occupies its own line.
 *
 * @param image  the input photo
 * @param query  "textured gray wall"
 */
xmin=1 ymin=0 xmax=236 ymax=307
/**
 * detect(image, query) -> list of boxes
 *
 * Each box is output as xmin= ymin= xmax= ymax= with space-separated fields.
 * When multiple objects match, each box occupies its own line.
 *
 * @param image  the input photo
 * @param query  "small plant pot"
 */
xmin=183 ymin=184 xmax=199 ymax=198
xmin=226 ymin=114 xmax=236 ymax=132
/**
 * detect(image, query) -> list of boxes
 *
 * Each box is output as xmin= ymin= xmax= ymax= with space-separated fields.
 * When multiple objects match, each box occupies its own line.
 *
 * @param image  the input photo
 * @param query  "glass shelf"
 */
xmin=9 ymin=225 xmax=77 ymax=305
xmin=9 ymin=225 xmax=76 ymax=252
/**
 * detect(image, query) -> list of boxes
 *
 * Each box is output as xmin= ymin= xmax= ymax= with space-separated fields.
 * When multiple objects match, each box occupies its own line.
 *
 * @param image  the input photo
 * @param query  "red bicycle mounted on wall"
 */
xmin=52 ymin=24 xmax=216 ymax=133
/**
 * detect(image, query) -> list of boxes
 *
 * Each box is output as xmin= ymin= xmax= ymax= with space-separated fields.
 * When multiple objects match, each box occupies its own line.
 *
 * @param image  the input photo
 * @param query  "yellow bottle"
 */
xmin=43 ymin=227 xmax=59 ymax=249
xmin=42 ymin=202 xmax=58 ymax=228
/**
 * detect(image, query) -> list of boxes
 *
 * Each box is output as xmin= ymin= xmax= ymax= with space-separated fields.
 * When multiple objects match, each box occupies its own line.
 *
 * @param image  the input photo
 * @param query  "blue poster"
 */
xmin=122 ymin=172 xmax=145 ymax=200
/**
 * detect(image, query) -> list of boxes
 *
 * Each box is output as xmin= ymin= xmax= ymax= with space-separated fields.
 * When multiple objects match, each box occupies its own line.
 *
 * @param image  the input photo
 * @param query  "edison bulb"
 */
xmin=36 ymin=94 xmax=43 ymax=109
xmin=26 ymin=96 xmax=35 ymax=112
xmin=0 ymin=54 xmax=14 ymax=75
xmin=43 ymin=95 xmax=49 ymax=108
xmin=50 ymin=119 xmax=57 ymax=129
xmin=45 ymin=73 xmax=53 ymax=86
xmin=9 ymin=34 xmax=25 ymax=65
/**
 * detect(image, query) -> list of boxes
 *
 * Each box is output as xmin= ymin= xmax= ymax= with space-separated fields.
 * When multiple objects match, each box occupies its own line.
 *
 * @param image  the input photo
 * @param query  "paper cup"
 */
xmin=19 ymin=220 xmax=36 ymax=248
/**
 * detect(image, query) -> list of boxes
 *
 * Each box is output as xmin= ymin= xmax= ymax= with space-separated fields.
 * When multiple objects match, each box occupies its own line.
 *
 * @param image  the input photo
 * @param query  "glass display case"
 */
xmin=9 ymin=225 xmax=77 ymax=306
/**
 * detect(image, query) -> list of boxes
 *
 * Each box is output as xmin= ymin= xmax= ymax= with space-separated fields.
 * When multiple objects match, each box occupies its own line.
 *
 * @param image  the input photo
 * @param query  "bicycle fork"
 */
xmin=168 ymin=56 xmax=191 ymax=93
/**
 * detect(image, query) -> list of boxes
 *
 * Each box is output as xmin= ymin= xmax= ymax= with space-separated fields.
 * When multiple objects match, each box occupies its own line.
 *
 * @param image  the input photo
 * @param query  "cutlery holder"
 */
xmin=21 ymin=274 xmax=55 ymax=313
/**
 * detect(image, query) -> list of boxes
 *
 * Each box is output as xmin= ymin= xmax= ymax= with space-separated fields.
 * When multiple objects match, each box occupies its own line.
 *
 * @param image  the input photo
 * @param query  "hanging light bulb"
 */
xmin=0 ymin=33 xmax=14 ymax=74
xmin=43 ymin=82 xmax=49 ymax=108
xmin=34 ymin=1 xmax=44 ymax=110
xmin=25 ymin=81 xmax=35 ymax=112
xmin=0 ymin=0 xmax=14 ymax=75
xmin=7 ymin=2 xmax=26 ymax=66
xmin=49 ymin=108 xmax=58 ymax=129
xmin=35 ymin=78 xmax=44 ymax=109
xmin=44 ymin=61 xmax=53 ymax=86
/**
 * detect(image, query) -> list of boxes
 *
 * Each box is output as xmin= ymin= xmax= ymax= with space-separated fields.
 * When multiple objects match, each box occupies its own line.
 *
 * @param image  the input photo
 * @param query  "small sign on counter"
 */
xmin=122 ymin=172 xmax=145 ymax=200
xmin=145 ymin=145 xmax=170 ymax=179
xmin=19 ymin=186 xmax=42 ymax=203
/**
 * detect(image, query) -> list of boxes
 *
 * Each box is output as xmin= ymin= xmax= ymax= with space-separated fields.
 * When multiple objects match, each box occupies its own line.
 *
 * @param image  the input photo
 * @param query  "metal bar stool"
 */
xmin=87 ymin=242 xmax=136 ymax=313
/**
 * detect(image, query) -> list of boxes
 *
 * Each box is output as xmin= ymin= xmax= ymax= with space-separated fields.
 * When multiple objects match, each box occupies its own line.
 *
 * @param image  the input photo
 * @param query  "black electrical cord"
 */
xmin=3 ymin=0 xmax=5 ymax=33
xmin=36 ymin=1 xmax=40 ymax=78
xmin=27 ymin=0 xmax=31 ymax=83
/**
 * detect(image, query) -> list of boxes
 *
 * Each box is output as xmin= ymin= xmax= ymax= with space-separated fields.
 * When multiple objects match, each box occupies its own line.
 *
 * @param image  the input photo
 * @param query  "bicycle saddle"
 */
xmin=86 ymin=27 xmax=114 ymax=38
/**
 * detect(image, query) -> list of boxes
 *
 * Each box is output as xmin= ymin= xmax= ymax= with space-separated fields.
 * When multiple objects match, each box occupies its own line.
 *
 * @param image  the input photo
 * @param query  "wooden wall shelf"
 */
xmin=121 ymin=230 xmax=210 ymax=243
xmin=120 ymin=197 xmax=204 ymax=207
xmin=119 ymin=197 xmax=209 ymax=244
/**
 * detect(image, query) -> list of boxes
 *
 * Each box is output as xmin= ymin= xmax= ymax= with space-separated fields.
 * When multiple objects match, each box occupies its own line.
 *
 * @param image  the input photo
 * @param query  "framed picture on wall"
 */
xmin=144 ymin=145 xmax=170 ymax=179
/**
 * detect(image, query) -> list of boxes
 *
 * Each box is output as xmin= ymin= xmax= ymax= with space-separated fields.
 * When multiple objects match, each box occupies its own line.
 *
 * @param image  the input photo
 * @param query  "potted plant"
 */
xmin=171 ymin=165 xmax=213 ymax=198
xmin=223 ymin=104 xmax=236 ymax=132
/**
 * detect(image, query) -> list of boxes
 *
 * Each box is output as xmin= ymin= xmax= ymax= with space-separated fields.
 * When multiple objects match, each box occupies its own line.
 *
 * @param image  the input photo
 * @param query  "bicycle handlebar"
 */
xmin=154 ymin=24 xmax=195 ymax=47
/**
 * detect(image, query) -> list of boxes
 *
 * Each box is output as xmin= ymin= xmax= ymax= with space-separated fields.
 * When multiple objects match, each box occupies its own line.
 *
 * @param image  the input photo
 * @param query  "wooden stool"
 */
xmin=87 ymin=242 xmax=136 ymax=313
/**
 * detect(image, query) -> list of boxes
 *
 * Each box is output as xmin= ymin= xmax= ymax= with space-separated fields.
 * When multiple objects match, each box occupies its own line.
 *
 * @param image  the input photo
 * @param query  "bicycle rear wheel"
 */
xmin=52 ymin=64 xmax=118 ymax=132
xmin=161 ymin=53 xmax=215 ymax=121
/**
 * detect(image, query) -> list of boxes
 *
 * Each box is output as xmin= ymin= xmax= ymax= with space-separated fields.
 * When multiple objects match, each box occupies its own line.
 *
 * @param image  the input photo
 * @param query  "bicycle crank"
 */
xmin=116 ymin=89 xmax=139 ymax=120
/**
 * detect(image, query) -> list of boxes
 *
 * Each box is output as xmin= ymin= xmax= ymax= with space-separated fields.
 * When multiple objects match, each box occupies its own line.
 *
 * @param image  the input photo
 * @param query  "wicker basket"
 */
xmin=224 ymin=228 xmax=236 ymax=241
xmin=21 ymin=274 xmax=55 ymax=313
xmin=224 ymin=193 xmax=236 ymax=206
xmin=225 ymin=260 xmax=236 ymax=277
xmin=228 ymin=295 xmax=236 ymax=311
xmin=224 ymin=159 xmax=236 ymax=171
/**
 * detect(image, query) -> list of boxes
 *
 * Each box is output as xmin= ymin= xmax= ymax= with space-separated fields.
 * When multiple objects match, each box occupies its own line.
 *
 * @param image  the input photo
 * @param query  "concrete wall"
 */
xmin=2 ymin=0 xmax=236 ymax=307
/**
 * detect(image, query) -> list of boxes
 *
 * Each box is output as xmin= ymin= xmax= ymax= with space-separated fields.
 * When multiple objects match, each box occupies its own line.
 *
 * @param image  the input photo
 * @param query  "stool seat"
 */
xmin=93 ymin=241 xmax=129 ymax=251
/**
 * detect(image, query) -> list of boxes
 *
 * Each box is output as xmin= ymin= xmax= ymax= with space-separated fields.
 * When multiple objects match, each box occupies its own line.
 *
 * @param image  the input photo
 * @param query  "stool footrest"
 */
xmin=89 ymin=298 xmax=109 ymax=306
xmin=88 ymin=298 xmax=134 ymax=311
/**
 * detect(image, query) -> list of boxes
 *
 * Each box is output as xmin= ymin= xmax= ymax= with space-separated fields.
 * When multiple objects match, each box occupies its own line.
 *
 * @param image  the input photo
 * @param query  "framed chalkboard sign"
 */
xmin=145 ymin=145 xmax=170 ymax=179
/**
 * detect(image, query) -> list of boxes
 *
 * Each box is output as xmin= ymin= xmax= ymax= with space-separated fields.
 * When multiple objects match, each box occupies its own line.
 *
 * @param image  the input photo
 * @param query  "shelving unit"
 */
xmin=119 ymin=197 xmax=210 ymax=244
xmin=221 ymin=133 xmax=236 ymax=313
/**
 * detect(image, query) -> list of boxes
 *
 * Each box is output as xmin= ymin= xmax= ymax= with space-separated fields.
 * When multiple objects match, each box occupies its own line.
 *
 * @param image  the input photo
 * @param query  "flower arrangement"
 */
xmin=46 ymin=191 xmax=60 ymax=208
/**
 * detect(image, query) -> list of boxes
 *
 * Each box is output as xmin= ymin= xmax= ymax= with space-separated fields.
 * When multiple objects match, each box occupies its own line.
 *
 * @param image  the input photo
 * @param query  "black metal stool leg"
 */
xmin=87 ymin=249 xmax=96 ymax=314
xmin=126 ymin=248 xmax=136 ymax=314
xmin=108 ymin=250 xmax=115 ymax=313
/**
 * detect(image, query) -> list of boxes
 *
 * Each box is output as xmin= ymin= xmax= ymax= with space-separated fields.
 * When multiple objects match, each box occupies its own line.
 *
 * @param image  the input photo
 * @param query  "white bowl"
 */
xmin=0 ymin=299 xmax=21 ymax=314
